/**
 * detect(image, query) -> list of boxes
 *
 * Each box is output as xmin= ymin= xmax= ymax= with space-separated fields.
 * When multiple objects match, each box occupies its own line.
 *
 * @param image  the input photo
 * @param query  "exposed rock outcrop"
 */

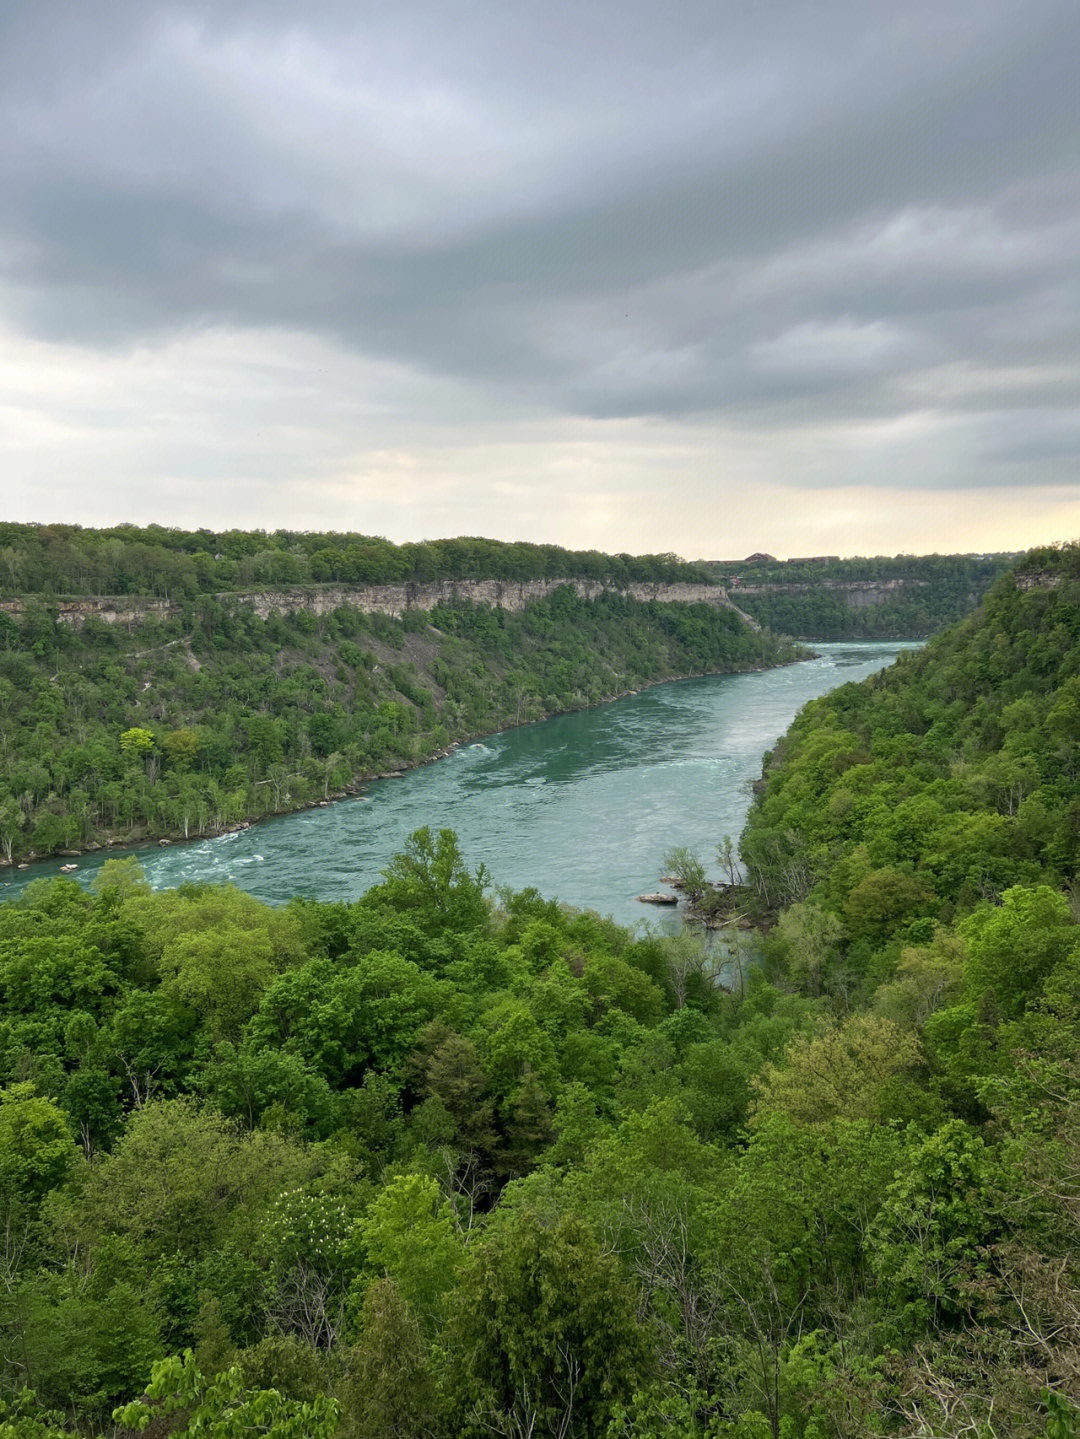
xmin=1013 ymin=571 xmax=1063 ymax=592
xmin=731 ymin=578 xmax=926 ymax=609
xmin=1 ymin=578 xmax=761 ymax=629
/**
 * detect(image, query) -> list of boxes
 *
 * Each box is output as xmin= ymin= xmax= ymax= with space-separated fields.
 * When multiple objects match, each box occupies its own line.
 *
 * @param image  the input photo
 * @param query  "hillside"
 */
xmin=742 ymin=542 xmax=1080 ymax=915
xmin=704 ymin=552 xmax=1013 ymax=639
xmin=0 ymin=568 xmax=797 ymax=864
xmin=0 ymin=548 xmax=1077 ymax=1436
xmin=726 ymin=540 xmax=1080 ymax=1432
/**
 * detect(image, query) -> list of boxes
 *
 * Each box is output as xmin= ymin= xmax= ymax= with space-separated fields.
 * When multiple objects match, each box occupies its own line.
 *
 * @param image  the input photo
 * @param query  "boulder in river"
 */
xmin=637 ymin=891 xmax=678 ymax=905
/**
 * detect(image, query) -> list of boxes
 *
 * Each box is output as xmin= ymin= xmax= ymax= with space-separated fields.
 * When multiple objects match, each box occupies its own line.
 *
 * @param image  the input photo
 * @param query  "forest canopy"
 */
xmin=0 ymin=524 xmax=713 ymax=599
xmin=0 ymin=545 xmax=1077 ymax=1435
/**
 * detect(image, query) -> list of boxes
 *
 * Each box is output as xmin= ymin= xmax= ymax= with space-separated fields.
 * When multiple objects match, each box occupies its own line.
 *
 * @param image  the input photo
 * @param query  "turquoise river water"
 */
xmin=1 ymin=642 xmax=914 ymax=926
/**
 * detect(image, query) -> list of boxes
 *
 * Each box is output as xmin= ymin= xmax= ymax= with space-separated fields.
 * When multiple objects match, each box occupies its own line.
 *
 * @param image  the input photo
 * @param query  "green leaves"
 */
xmin=358 ymin=1174 xmax=461 ymax=1326
xmin=0 ymin=1084 xmax=75 ymax=1205
xmin=869 ymin=1120 xmax=994 ymax=1329
xmin=113 ymin=1350 xmax=338 ymax=1438
xmin=448 ymin=1208 xmax=648 ymax=1437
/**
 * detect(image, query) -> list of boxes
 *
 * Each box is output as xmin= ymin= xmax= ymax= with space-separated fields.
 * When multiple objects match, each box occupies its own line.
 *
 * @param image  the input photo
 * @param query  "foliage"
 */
xmin=113 ymin=1350 xmax=338 ymax=1437
xmin=0 ymin=541 xmax=1079 ymax=1436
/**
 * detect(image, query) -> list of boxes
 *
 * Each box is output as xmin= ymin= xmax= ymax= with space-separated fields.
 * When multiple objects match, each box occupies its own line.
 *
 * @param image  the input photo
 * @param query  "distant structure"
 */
xmin=742 ymin=552 xmax=777 ymax=564
xmin=789 ymin=556 xmax=840 ymax=565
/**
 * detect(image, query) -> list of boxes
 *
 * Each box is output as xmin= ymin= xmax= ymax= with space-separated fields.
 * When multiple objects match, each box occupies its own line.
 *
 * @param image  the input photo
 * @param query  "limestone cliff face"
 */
xmin=1013 ymin=571 xmax=1062 ymax=592
xmin=229 ymin=577 xmax=736 ymax=619
xmin=1 ymin=577 xmax=759 ymax=628
xmin=732 ymin=578 xmax=925 ymax=609
xmin=0 ymin=595 xmax=176 ymax=625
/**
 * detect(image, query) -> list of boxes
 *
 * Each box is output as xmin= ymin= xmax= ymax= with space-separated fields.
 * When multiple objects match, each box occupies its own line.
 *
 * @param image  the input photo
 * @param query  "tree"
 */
xmin=162 ymin=728 xmax=200 ymax=767
xmin=76 ymin=1099 xmax=312 ymax=1259
xmin=717 ymin=834 xmax=740 ymax=886
xmin=119 ymin=727 xmax=155 ymax=758
xmin=662 ymin=846 xmax=707 ymax=904
xmin=337 ymin=1280 xmax=435 ymax=1439
xmin=89 ymin=855 xmax=150 ymax=898
xmin=359 ymin=1174 xmax=461 ymax=1327
xmin=0 ymin=1084 xmax=76 ymax=1209
xmin=661 ymin=930 xmax=711 ymax=1009
xmin=870 ymin=1120 xmax=994 ymax=1329
xmin=961 ymin=884 xmax=1078 ymax=1017
xmin=448 ymin=1208 xmax=650 ymax=1437
xmin=843 ymin=867 xmax=931 ymax=941
xmin=774 ymin=901 xmax=841 ymax=997
xmin=377 ymin=827 xmax=491 ymax=935
xmin=113 ymin=1350 xmax=338 ymax=1438
xmin=750 ymin=1015 xmax=921 ymax=1128
xmin=0 ymin=797 xmax=25 ymax=866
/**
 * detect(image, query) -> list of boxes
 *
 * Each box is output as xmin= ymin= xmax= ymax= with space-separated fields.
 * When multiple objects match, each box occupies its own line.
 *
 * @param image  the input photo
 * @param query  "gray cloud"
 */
xmin=1 ymin=0 xmax=1078 ymax=519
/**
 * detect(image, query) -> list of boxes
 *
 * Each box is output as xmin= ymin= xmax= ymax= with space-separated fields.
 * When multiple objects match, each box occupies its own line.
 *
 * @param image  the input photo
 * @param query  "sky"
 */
xmin=2 ymin=0 xmax=1078 ymax=559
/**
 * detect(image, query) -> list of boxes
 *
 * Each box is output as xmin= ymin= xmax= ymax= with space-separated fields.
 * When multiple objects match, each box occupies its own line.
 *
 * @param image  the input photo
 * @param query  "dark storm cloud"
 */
xmin=1 ymin=0 xmax=1078 ymax=476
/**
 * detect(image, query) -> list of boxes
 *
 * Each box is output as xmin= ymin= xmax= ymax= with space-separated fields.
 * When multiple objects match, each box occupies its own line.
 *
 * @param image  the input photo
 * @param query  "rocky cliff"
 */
xmin=1 ymin=577 xmax=760 ymax=629
xmin=1013 ymin=571 xmax=1063 ymax=592
xmin=731 ymin=578 xmax=926 ymax=609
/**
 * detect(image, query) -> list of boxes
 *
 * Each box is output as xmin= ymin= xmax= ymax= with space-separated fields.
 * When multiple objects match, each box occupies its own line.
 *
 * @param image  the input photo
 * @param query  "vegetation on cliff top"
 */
xmin=0 ymin=524 xmax=713 ymax=599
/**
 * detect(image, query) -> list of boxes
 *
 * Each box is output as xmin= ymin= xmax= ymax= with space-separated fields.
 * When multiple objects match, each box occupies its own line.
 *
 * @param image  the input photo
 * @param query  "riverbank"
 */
xmin=1 ymin=642 xmax=915 ymax=921
xmin=652 ymin=874 xmax=775 ymax=935
xmin=3 ymin=653 xmax=811 ymax=874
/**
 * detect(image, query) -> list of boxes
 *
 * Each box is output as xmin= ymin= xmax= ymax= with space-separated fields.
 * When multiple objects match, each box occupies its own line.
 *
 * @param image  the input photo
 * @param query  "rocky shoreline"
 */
xmin=644 ymin=872 xmax=774 ymax=935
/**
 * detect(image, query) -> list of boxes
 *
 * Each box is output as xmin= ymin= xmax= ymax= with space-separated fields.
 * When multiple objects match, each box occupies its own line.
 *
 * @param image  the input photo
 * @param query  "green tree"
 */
xmin=774 ymin=901 xmax=841 ymax=997
xmin=359 ymin=1174 xmax=461 ymax=1327
xmin=336 ymin=1279 xmax=435 ymax=1439
xmin=0 ymin=1085 xmax=76 ymax=1207
xmin=750 ymin=1014 xmax=921 ymax=1128
xmin=870 ymin=1120 xmax=994 ymax=1329
xmin=448 ymin=1208 xmax=650 ymax=1438
xmin=114 ymin=1350 xmax=338 ymax=1438
xmin=119 ymin=727 xmax=155 ymax=758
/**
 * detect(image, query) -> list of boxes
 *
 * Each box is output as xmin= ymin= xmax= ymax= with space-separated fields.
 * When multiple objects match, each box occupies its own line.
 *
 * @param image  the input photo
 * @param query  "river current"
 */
xmin=2 ymin=642 xmax=914 ymax=926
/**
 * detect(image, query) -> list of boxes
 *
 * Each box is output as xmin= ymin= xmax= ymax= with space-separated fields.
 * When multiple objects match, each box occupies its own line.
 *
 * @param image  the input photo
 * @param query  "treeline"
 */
xmin=708 ymin=552 xmax=1012 ymax=587
xmin=0 ymin=552 xmax=1078 ymax=1436
xmin=706 ymin=553 xmax=1012 ymax=639
xmin=0 ymin=588 xmax=797 ymax=864
xmin=0 ymin=524 xmax=712 ymax=599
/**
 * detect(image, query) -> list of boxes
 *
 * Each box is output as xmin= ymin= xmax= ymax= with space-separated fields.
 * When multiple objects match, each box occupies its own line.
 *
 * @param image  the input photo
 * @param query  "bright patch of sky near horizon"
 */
xmin=1 ymin=1 xmax=1077 ymax=556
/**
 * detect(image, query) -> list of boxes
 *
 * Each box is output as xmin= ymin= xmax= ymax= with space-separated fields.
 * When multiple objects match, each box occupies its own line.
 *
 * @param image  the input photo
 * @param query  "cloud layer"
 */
xmin=2 ymin=0 xmax=1077 ymax=553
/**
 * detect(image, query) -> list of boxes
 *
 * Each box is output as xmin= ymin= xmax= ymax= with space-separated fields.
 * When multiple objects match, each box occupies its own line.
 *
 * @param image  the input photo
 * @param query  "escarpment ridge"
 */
xmin=0 ymin=576 xmax=761 ymax=629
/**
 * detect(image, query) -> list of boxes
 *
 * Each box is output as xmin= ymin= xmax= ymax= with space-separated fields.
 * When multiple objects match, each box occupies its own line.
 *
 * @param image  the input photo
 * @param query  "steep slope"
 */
xmin=0 ymin=584 xmax=798 ymax=862
xmin=742 ymin=542 xmax=1080 ymax=919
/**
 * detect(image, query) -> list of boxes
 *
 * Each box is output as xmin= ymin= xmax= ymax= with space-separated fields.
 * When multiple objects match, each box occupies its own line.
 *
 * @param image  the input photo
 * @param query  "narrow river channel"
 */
xmin=2 ymin=641 xmax=915 ymax=926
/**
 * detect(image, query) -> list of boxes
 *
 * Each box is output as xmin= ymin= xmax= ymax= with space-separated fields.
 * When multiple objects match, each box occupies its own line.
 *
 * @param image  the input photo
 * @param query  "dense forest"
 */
xmin=0 ymin=588 xmax=797 ymax=864
xmin=705 ymin=554 xmax=1013 ymax=640
xmin=0 ymin=544 xmax=1077 ymax=1437
xmin=0 ymin=525 xmax=711 ymax=599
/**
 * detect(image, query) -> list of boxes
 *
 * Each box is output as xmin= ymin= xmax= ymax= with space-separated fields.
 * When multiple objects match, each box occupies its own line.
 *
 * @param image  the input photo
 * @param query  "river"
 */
xmin=1 ymin=641 xmax=914 ymax=925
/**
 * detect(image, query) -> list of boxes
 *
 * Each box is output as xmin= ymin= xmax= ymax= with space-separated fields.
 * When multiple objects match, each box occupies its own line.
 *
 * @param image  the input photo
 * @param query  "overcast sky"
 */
xmin=2 ymin=0 xmax=1078 ymax=557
